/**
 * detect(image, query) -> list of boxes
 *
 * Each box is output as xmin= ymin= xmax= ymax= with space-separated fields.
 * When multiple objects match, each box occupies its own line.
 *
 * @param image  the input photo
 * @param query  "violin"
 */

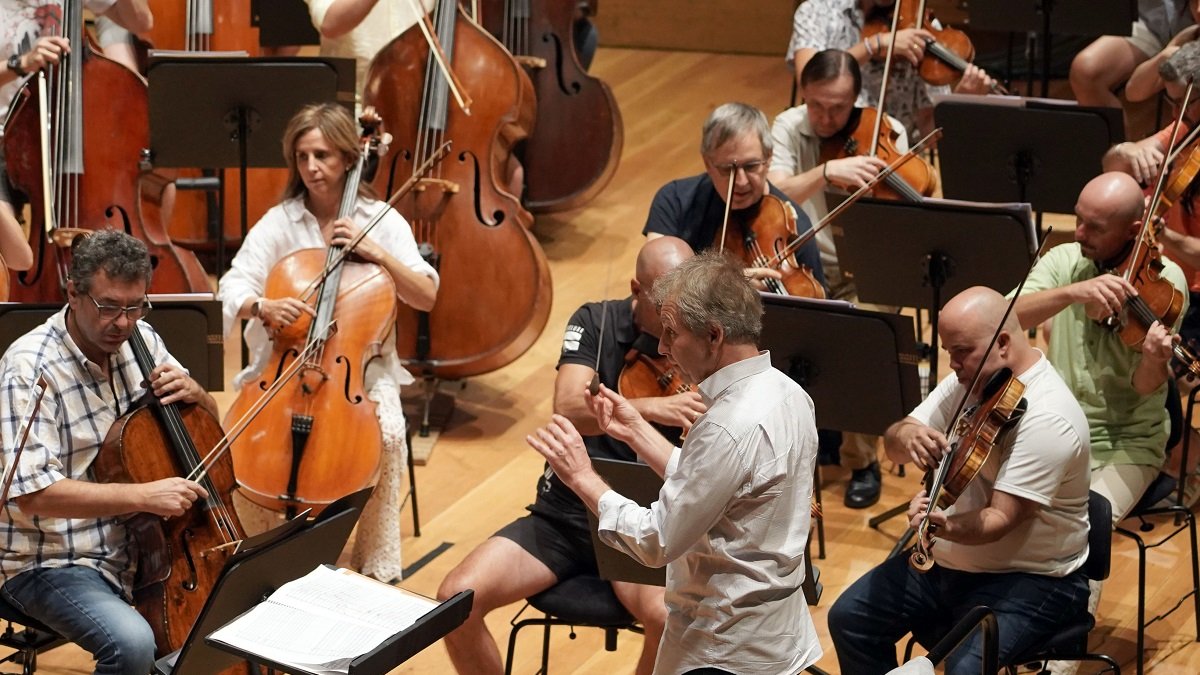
xmin=910 ymin=367 xmax=1027 ymax=571
xmin=1103 ymin=99 xmax=1200 ymax=379
xmin=477 ymin=0 xmax=623 ymax=212
xmin=818 ymin=107 xmax=936 ymax=202
xmin=720 ymin=193 xmax=826 ymax=298
xmin=365 ymin=0 xmax=553 ymax=380
xmin=93 ymin=327 xmax=246 ymax=660
xmin=4 ymin=1 xmax=210 ymax=300
xmin=618 ymin=346 xmax=694 ymax=399
xmin=226 ymin=120 xmax=394 ymax=516
xmin=862 ymin=0 xmax=1008 ymax=94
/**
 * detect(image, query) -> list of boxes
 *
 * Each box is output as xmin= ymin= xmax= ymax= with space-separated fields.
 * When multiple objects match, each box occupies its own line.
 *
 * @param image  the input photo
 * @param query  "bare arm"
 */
xmin=1015 ymin=275 xmax=1137 ymax=329
xmin=1103 ymin=136 xmax=1166 ymax=185
xmin=1160 ymin=226 xmax=1200 ymax=270
xmin=15 ymin=476 xmax=206 ymax=519
xmin=937 ymin=489 xmax=1037 ymax=545
xmin=317 ymin=0 xmax=382 ymax=39
xmin=102 ymin=0 xmax=153 ymax=34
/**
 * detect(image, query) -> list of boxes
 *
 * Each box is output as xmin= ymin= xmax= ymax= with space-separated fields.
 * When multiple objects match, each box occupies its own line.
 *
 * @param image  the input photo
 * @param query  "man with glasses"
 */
xmin=642 ymin=102 xmax=826 ymax=292
xmin=0 ymin=230 xmax=214 ymax=674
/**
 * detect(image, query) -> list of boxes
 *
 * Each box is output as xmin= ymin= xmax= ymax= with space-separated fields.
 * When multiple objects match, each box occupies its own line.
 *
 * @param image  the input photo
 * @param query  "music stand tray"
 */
xmin=933 ymin=96 xmax=1122 ymax=215
xmin=156 ymin=488 xmax=370 ymax=675
xmin=833 ymin=197 xmax=1036 ymax=381
xmin=759 ymin=295 xmax=922 ymax=437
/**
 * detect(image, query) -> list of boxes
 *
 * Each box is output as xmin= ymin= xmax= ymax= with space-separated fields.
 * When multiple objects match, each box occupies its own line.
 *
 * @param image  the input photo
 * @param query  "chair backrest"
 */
xmin=1084 ymin=490 xmax=1112 ymax=582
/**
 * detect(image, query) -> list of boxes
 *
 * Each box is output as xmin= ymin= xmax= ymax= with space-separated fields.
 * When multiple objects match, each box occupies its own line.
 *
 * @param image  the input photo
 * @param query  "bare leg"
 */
xmin=437 ymin=536 xmax=558 ymax=675
xmin=611 ymin=580 xmax=667 ymax=675
xmin=1070 ymin=36 xmax=1148 ymax=108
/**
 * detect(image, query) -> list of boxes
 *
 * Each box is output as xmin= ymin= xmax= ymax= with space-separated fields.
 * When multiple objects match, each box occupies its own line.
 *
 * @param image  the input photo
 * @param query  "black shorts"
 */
xmin=494 ymin=512 xmax=599 ymax=581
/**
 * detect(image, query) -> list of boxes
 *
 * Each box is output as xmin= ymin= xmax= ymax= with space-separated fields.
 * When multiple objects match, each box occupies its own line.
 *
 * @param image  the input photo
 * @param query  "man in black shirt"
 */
xmin=438 ymin=237 xmax=700 ymax=675
xmin=643 ymin=102 xmax=826 ymax=292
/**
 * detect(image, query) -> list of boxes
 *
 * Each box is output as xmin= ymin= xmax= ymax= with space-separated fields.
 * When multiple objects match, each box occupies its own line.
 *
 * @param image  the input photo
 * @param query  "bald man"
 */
xmin=829 ymin=286 xmax=1091 ymax=675
xmin=1014 ymin=171 xmax=1185 ymax=526
xmin=437 ymin=237 xmax=698 ymax=675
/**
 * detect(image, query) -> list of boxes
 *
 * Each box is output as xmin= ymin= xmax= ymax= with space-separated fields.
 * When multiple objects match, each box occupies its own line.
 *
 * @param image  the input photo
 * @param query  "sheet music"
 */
xmin=208 ymin=566 xmax=436 ymax=674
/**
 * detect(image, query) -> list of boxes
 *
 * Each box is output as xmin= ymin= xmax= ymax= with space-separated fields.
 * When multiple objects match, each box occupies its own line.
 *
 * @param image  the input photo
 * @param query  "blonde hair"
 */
xmin=281 ymin=103 xmax=376 ymax=201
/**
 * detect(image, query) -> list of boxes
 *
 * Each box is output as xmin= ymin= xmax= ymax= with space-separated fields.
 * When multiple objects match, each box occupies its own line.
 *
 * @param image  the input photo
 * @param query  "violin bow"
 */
xmin=909 ymin=229 xmax=1052 ymax=571
xmin=1 ymin=374 xmax=49 ymax=505
xmin=766 ymin=126 xmax=943 ymax=269
xmin=868 ymin=0 xmax=906 ymax=158
xmin=1131 ymin=78 xmax=1195 ymax=285
xmin=716 ymin=159 xmax=739 ymax=255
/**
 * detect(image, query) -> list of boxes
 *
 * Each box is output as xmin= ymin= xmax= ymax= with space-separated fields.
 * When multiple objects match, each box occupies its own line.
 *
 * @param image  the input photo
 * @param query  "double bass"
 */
xmin=478 ymin=0 xmax=623 ymax=212
xmin=3 ymin=0 xmax=209 ymax=300
xmin=365 ymin=0 xmax=553 ymax=380
xmin=225 ymin=119 xmax=394 ymax=516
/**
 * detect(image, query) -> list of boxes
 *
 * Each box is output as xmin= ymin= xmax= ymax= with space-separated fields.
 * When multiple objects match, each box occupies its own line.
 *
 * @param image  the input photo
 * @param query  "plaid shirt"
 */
xmin=0 ymin=308 xmax=180 ymax=597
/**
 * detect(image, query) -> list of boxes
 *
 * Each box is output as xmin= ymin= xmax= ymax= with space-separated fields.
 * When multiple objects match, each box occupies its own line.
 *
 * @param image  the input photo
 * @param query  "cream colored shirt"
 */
xmin=305 ymin=0 xmax=436 ymax=103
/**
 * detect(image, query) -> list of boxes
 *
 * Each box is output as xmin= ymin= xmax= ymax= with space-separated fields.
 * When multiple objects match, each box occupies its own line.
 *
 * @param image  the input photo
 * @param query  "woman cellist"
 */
xmin=218 ymin=103 xmax=437 ymax=582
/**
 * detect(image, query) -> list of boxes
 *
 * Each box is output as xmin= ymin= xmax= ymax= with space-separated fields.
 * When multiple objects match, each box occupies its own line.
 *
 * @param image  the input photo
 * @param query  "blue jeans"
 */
xmin=1 ymin=566 xmax=156 ymax=675
xmin=828 ymin=554 xmax=1088 ymax=675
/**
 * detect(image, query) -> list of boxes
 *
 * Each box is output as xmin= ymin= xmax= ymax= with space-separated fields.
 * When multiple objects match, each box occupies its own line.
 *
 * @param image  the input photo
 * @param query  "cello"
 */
xmin=477 ymin=0 xmax=623 ymax=212
xmin=365 ymin=0 xmax=553 ymax=380
xmin=225 ymin=116 xmax=395 ymax=516
xmin=3 ymin=0 xmax=210 ymax=300
xmin=93 ymin=324 xmax=246 ymax=660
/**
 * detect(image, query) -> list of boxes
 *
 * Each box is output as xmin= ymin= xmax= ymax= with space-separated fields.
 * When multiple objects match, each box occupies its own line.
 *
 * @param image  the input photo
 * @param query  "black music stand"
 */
xmin=934 ymin=96 xmax=1122 ymax=227
xmin=759 ymin=296 xmax=923 ymax=550
xmin=145 ymin=56 xmax=354 ymax=275
xmin=969 ymin=0 xmax=1134 ymax=97
xmin=834 ymin=197 xmax=1037 ymax=384
xmin=0 ymin=296 xmax=224 ymax=391
xmin=155 ymin=488 xmax=375 ymax=674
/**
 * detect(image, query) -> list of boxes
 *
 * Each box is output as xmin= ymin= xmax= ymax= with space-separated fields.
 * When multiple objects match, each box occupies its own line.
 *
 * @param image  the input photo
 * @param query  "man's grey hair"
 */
xmin=69 ymin=230 xmax=153 ymax=294
xmin=650 ymin=251 xmax=762 ymax=344
xmin=700 ymin=102 xmax=773 ymax=158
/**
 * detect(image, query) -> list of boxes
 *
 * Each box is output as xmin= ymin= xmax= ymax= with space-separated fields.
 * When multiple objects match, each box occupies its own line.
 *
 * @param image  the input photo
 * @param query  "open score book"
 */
xmin=207 ymin=565 xmax=437 ymax=674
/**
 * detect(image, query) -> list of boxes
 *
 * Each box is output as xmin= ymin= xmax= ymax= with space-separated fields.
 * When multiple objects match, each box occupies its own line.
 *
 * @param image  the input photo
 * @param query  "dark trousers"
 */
xmin=828 ymin=553 xmax=1088 ymax=675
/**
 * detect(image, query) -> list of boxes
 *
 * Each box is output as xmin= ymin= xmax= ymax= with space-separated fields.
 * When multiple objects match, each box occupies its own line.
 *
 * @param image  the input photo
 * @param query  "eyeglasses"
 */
xmin=709 ymin=159 xmax=767 ymax=178
xmin=86 ymin=294 xmax=152 ymax=322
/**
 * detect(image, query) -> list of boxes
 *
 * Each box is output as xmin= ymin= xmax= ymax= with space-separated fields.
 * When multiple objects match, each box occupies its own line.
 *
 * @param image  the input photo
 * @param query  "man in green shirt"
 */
xmin=1014 ymin=171 xmax=1184 ymax=526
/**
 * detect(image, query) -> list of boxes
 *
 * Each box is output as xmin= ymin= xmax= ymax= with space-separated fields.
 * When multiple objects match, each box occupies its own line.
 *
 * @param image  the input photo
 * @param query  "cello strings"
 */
xmin=188 ymin=324 xmax=337 ymax=484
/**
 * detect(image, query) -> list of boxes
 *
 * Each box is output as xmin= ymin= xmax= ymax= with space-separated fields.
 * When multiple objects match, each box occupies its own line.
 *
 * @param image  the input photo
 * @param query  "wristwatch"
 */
xmin=6 ymin=54 xmax=26 ymax=77
xmin=250 ymin=299 xmax=263 ymax=318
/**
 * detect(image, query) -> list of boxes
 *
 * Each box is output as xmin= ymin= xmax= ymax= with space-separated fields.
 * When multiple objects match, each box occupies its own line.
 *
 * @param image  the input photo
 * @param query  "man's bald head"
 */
xmin=941 ymin=286 xmax=1021 ymax=341
xmin=1075 ymin=172 xmax=1145 ymax=263
xmin=636 ymin=236 xmax=694 ymax=287
xmin=938 ymin=286 xmax=1034 ymax=386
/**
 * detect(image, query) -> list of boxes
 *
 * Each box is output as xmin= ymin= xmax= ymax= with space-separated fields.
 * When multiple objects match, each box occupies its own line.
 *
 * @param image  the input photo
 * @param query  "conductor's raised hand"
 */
xmin=586 ymin=383 xmax=648 ymax=443
xmin=525 ymin=414 xmax=595 ymax=488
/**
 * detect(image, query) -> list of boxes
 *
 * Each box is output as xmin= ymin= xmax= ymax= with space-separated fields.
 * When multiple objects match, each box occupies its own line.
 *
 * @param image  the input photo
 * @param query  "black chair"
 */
xmin=503 ymin=574 xmax=642 ymax=675
xmin=0 ymin=595 xmax=66 ymax=675
xmin=905 ymin=491 xmax=1119 ymax=674
xmin=1111 ymin=385 xmax=1200 ymax=675
xmin=1003 ymin=490 xmax=1120 ymax=674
